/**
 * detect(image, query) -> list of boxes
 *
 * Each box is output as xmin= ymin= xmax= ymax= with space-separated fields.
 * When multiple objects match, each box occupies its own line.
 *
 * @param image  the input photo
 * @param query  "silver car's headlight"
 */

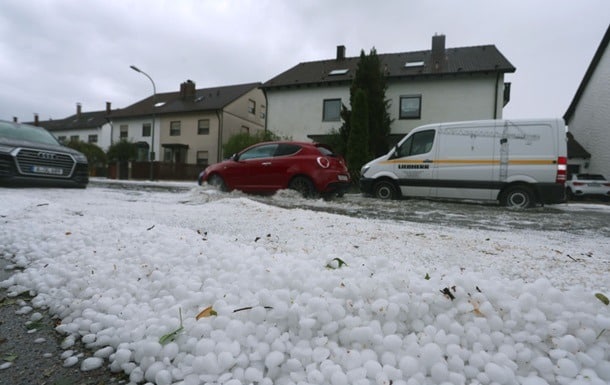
xmin=72 ymin=153 xmax=88 ymax=163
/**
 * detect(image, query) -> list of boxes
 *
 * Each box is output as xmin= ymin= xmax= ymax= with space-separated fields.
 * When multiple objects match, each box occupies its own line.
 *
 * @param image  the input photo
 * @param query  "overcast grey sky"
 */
xmin=1 ymin=0 xmax=608 ymax=123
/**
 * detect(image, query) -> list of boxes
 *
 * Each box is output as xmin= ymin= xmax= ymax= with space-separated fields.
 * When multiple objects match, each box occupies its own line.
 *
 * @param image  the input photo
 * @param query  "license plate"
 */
xmin=32 ymin=165 xmax=64 ymax=175
xmin=338 ymin=175 xmax=349 ymax=181
xmin=588 ymin=183 xmax=600 ymax=187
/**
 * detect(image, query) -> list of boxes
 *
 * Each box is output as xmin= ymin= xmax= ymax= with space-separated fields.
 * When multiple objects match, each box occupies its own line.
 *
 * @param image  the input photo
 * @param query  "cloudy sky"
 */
xmin=1 ymin=0 xmax=608 ymax=123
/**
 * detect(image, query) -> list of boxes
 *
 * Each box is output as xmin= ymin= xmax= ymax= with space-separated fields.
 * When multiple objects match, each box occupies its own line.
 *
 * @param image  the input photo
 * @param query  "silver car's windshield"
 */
xmin=0 ymin=121 xmax=60 ymax=146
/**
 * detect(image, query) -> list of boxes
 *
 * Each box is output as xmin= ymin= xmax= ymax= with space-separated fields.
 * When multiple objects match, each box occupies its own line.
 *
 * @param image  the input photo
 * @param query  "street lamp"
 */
xmin=130 ymin=65 xmax=156 ymax=181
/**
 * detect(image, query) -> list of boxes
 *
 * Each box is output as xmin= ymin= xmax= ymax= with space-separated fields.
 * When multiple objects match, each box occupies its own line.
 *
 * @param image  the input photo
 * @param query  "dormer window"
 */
xmin=404 ymin=61 xmax=425 ymax=68
xmin=329 ymin=69 xmax=349 ymax=76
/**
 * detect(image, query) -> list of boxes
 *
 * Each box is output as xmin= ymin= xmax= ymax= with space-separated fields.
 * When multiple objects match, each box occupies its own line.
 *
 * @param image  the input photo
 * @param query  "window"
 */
xmin=323 ymin=99 xmax=341 ymax=121
xmin=119 ymin=124 xmax=128 ymax=139
xmin=88 ymin=134 xmax=98 ymax=143
xmin=241 ymin=126 xmax=250 ymax=134
xmin=70 ymin=135 xmax=79 ymax=142
xmin=198 ymin=119 xmax=210 ymax=135
xmin=248 ymin=99 xmax=256 ymax=114
xmin=395 ymin=129 xmax=435 ymax=158
xmin=329 ymin=69 xmax=349 ymax=75
xmin=142 ymin=123 xmax=151 ymax=137
xmin=399 ymin=96 xmax=422 ymax=119
xmin=57 ymin=136 xmax=67 ymax=143
xmin=170 ymin=121 xmax=181 ymax=136
xmin=238 ymin=143 xmax=278 ymax=160
xmin=197 ymin=151 xmax=209 ymax=166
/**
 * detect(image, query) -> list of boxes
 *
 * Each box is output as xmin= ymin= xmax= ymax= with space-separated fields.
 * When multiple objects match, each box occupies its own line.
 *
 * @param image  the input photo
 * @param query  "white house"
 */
xmin=564 ymin=24 xmax=610 ymax=179
xmin=261 ymin=34 xmax=515 ymax=147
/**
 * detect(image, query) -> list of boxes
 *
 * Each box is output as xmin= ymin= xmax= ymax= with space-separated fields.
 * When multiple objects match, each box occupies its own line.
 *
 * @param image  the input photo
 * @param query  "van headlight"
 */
xmin=360 ymin=165 xmax=370 ymax=176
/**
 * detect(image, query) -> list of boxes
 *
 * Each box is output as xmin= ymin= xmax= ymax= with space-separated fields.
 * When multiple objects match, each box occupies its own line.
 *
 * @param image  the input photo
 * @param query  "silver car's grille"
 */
xmin=15 ymin=148 xmax=76 ymax=178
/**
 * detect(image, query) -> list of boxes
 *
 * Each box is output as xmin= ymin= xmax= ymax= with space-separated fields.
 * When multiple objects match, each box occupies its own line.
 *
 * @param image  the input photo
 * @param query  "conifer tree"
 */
xmin=346 ymin=89 xmax=369 ymax=182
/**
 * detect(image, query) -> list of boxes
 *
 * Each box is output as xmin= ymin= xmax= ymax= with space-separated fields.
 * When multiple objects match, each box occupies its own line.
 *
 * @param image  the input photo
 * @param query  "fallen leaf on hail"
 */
xmin=196 ymin=306 xmax=217 ymax=320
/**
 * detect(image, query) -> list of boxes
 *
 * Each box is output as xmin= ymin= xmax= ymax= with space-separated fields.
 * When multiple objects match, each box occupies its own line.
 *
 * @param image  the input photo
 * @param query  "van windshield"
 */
xmin=395 ymin=129 xmax=435 ymax=158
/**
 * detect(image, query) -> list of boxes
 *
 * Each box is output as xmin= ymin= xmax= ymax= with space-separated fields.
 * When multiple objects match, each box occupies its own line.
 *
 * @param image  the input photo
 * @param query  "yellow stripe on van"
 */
xmin=380 ymin=159 xmax=557 ymax=165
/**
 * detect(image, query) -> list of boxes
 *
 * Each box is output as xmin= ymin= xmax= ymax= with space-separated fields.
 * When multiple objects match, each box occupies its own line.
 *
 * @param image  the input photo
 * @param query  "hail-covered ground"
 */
xmin=1 ymin=182 xmax=609 ymax=385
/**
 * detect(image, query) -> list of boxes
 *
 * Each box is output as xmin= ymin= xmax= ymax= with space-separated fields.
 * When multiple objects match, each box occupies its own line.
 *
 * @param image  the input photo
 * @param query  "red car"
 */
xmin=198 ymin=141 xmax=351 ymax=198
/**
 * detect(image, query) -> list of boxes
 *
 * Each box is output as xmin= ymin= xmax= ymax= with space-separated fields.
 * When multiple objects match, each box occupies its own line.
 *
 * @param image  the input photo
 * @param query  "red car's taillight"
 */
xmin=316 ymin=157 xmax=330 ymax=168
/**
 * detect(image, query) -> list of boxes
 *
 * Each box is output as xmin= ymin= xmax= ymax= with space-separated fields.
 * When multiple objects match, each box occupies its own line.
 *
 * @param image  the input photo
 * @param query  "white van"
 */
xmin=360 ymin=119 xmax=567 ymax=208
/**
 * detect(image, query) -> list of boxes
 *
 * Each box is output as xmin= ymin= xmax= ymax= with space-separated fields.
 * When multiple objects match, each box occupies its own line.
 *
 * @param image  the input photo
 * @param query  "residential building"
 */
xmin=564 ymin=24 xmax=610 ymax=178
xmin=261 ymin=34 xmax=515 ymax=146
xmin=29 ymin=103 xmax=113 ymax=151
xmin=111 ymin=80 xmax=266 ymax=165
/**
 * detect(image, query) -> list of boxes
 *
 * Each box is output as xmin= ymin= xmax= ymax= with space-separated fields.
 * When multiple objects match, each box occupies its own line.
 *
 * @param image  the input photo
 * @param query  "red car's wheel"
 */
xmin=289 ymin=176 xmax=316 ymax=198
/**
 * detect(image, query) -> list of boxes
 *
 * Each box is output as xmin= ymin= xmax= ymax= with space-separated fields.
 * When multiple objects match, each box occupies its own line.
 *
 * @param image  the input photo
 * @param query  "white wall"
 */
xmin=265 ymin=74 xmax=504 ymax=142
xmin=566 ymin=44 xmax=610 ymax=179
xmin=52 ymin=123 xmax=112 ymax=151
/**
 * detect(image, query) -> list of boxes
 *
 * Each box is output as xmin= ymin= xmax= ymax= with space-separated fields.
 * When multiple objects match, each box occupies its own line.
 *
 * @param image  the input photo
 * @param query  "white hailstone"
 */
xmin=300 ymin=317 xmax=317 ymax=329
xmin=0 ymin=362 xmax=12 ymax=370
xmin=81 ymin=356 xmax=103 ymax=371
xmin=549 ymin=349 xmax=567 ymax=360
xmin=435 ymin=313 xmax=451 ymax=330
xmin=575 ymin=352 xmax=596 ymax=367
xmin=264 ymin=351 xmax=284 ymax=368
xmin=244 ymin=367 xmax=264 ymax=382
xmin=595 ymin=360 xmax=610 ymax=381
xmin=154 ymin=369 xmax=172 ymax=385
xmin=363 ymin=360 xmax=382 ymax=379
xmin=129 ymin=367 xmax=144 ymax=383
xmin=548 ymin=321 xmax=568 ymax=337
xmin=322 ymin=321 xmax=339 ymax=335
xmin=520 ymin=375 xmax=549 ymax=385
xmin=342 ymin=349 xmax=362 ymax=370
xmin=225 ymin=319 xmax=245 ymax=338
xmin=447 ymin=355 xmax=464 ymax=372
xmin=161 ymin=342 xmax=179 ymax=360
xmin=94 ymin=346 xmax=114 ymax=358
xmin=556 ymin=358 xmax=579 ymax=378
xmin=330 ymin=370 xmax=348 ymax=385
xmin=347 ymin=367 xmax=366 ymax=383
xmin=531 ymin=357 xmax=554 ymax=375
xmin=285 ymin=358 xmax=302 ymax=372
xmin=144 ymin=361 xmax=166 ymax=382
xmin=34 ymin=338 xmax=46 ymax=344
xmin=224 ymin=380 xmax=242 ymax=385
xmin=113 ymin=348 xmax=132 ymax=364
xmin=557 ymin=335 xmax=580 ymax=353
xmin=141 ymin=340 xmax=162 ymax=358
xmin=383 ymin=364 xmax=402 ymax=380
xmin=595 ymin=314 xmax=610 ymax=329
xmin=195 ymin=338 xmax=215 ymax=355
xmin=30 ymin=312 xmax=43 ymax=321
xmin=218 ymin=351 xmax=236 ymax=371
xmin=351 ymin=326 xmax=373 ymax=344
xmin=469 ymin=352 xmax=486 ymax=369
xmin=398 ymin=356 xmax=419 ymax=378
xmin=576 ymin=327 xmax=597 ymax=345
xmin=199 ymin=352 xmax=221 ymax=375
xmin=249 ymin=306 xmax=267 ymax=323
xmin=81 ymin=334 xmax=96 ymax=344
xmin=307 ymin=368 xmax=325 ymax=384
xmin=63 ymin=356 xmax=79 ymax=367
xmin=60 ymin=350 xmax=74 ymax=359
xmin=518 ymin=292 xmax=537 ymax=310
xmin=383 ymin=334 xmax=403 ymax=351
xmin=312 ymin=347 xmax=330 ymax=362
xmin=420 ymin=343 xmax=443 ymax=368
xmin=499 ymin=344 xmax=517 ymax=361
xmin=449 ymin=321 xmax=464 ymax=337
xmin=430 ymin=362 xmax=449 ymax=382
xmin=16 ymin=305 xmax=32 ymax=314
xmin=485 ymin=362 xmax=508 ymax=384
xmin=380 ymin=352 xmax=396 ymax=367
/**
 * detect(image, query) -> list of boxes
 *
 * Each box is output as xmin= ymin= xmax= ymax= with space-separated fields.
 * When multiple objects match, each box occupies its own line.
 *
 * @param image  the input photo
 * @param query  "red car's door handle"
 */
xmin=261 ymin=162 xmax=272 ymax=166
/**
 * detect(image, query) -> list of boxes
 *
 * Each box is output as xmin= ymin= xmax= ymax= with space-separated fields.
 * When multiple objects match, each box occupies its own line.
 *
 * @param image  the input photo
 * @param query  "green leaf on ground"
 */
xmin=595 ymin=293 xmax=609 ymax=305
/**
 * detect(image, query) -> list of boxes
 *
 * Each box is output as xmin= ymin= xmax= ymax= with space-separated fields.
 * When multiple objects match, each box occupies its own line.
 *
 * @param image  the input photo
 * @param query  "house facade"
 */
xmin=261 ymin=35 xmax=515 ymax=145
xmin=564 ymin=24 xmax=610 ymax=178
xmin=111 ymin=81 xmax=266 ymax=166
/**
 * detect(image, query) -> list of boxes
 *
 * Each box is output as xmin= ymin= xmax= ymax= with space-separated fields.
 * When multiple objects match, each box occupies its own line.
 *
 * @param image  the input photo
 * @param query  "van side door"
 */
xmin=390 ymin=129 xmax=436 ymax=198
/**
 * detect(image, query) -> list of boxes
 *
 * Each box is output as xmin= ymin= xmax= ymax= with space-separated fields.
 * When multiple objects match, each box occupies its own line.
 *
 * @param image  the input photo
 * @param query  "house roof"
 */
xmin=111 ymin=82 xmax=262 ymax=119
xmin=564 ymin=24 xmax=610 ymax=121
xmin=27 ymin=110 xmax=110 ymax=132
xmin=261 ymin=44 xmax=515 ymax=90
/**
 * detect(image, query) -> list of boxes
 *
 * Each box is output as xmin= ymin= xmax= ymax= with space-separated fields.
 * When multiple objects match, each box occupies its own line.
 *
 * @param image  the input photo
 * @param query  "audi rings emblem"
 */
xmin=38 ymin=152 xmax=56 ymax=160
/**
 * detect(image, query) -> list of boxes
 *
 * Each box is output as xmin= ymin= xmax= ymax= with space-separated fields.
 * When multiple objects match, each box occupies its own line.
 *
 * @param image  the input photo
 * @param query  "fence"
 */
xmin=106 ymin=162 xmax=202 ymax=181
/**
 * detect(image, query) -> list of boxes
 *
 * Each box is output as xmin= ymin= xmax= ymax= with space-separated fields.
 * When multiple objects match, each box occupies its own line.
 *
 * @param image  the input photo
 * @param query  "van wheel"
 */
xmin=566 ymin=188 xmax=574 ymax=201
xmin=373 ymin=180 xmax=398 ymax=200
xmin=501 ymin=185 xmax=535 ymax=208
xmin=289 ymin=176 xmax=316 ymax=198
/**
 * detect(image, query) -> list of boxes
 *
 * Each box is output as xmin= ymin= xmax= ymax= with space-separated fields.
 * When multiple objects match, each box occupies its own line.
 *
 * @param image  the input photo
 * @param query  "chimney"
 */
xmin=76 ymin=102 xmax=82 ymax=118
xmin=106 ymin=101 xmax=111 ymax=115
xmin=336 ymin=45 xmax=346 ymax=60
xmin=34 ymin=113 xmax=39 ymax=126
xmin=432 ymin=34 xmax=446 ymax=71
xmin=180 ymin=80 xmax=196 ymax=101
xmin=13 ymin=117 xmax=17 ymax=122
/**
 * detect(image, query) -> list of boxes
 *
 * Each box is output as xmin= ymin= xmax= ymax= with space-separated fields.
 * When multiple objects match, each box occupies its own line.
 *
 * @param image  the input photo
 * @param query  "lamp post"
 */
xmin=130 ymin=65 xmax=156 ymax=181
